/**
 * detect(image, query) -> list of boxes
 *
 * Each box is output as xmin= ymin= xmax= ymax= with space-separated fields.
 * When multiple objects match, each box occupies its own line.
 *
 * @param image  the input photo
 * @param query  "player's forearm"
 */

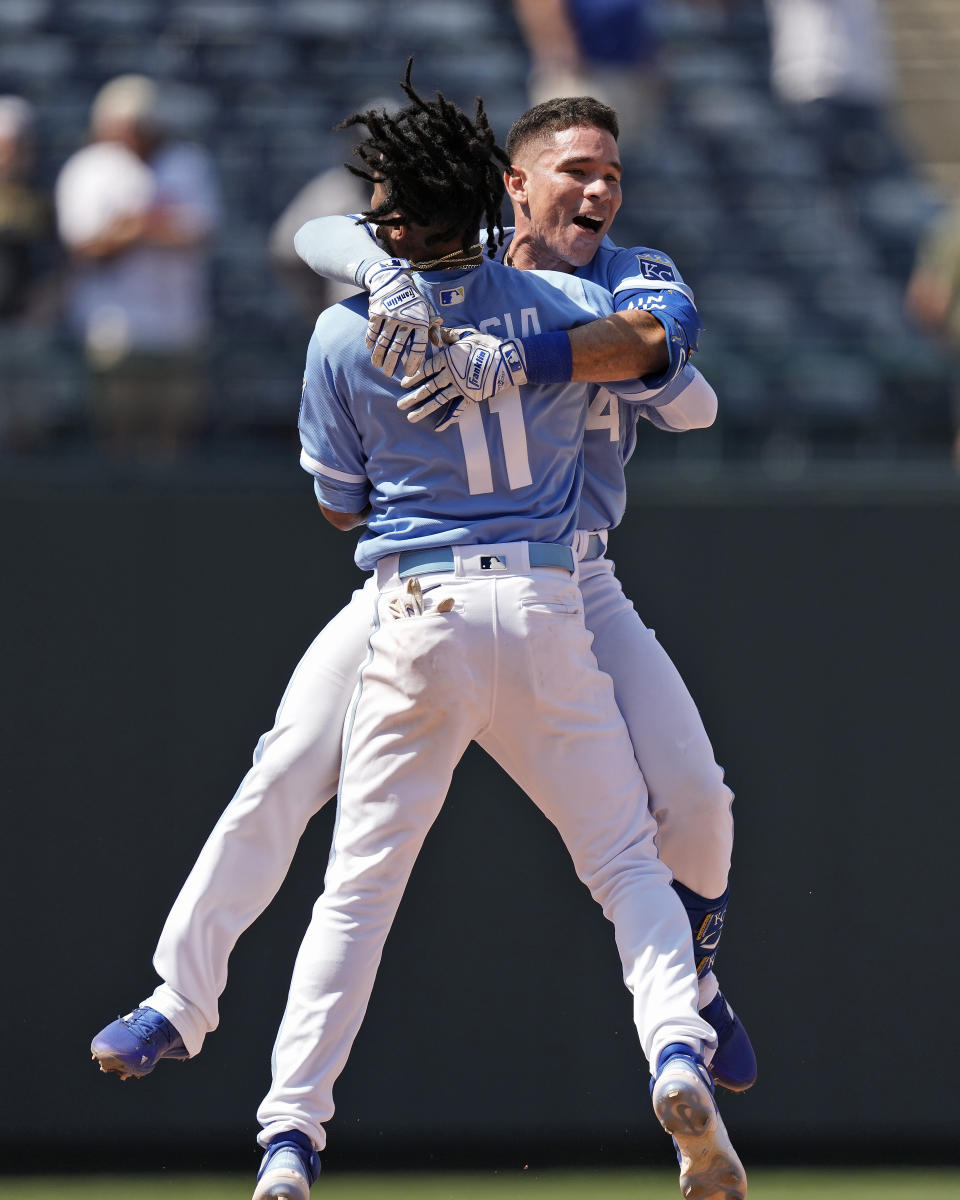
xmin=295 ymin=215 xmax=389 ymax=289
xmin=567 ymin=309 xmax=669 ymax=382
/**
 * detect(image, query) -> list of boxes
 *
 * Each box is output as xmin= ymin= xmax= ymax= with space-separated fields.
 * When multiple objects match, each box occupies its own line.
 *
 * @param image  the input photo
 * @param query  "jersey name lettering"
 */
xmin=477 ymin=307 xmax=541 ymax=338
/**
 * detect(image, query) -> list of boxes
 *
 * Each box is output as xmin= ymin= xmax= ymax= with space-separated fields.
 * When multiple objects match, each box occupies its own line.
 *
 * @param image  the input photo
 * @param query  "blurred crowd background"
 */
xmin=7 ymin=4 xmax=960 ymax=1175
xmin=2 ymin=0 xmax=960 ymax=474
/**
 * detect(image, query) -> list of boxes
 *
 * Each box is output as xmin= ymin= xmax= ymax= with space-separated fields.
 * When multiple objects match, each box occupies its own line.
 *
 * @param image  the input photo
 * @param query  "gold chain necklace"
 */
xmin=411 ymin=243 xmax=484 ymax=271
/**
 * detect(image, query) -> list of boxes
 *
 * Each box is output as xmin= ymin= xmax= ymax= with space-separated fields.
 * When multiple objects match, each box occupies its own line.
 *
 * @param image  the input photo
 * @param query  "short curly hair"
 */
xmin=338 ymin=60 xmax=509 ymax=258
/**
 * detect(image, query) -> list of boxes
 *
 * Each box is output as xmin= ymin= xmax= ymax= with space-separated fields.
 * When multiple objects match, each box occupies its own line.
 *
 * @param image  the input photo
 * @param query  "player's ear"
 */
xmin=504 ymin=164 xmax=527 ymax=205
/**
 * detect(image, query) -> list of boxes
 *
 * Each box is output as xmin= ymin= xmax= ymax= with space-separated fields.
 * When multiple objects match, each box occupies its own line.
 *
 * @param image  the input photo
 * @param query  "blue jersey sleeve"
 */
xmin=294 ymin=214 xmax=389 ymax=289
xmin=582 ymin=240 xmax=704 ymax=387
xmin=298 ymin=304 xmax=372 ymax=515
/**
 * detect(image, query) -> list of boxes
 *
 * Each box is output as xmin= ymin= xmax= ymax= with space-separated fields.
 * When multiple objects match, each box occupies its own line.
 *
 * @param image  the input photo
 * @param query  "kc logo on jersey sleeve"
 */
xmin=637 ymin=254 xmax=676 ymax=283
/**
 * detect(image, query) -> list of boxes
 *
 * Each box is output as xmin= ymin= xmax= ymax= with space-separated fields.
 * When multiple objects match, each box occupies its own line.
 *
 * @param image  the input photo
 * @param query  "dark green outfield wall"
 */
xmin=5 ymin=475 xmax=958 ymax=1168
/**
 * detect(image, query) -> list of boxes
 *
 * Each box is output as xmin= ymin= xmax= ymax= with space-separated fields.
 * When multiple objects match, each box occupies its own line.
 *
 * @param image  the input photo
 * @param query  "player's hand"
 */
xmin=362 ymin=259 xmax=442 ymax=377
xmin=398 ymin=327 xmax=528 ymax=431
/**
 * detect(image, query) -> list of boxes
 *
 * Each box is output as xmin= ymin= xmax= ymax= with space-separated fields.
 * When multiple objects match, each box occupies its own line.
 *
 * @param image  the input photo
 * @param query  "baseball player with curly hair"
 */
xmin=90 ymin=104 xmax=749 ymax=1069
xmin=295 ymin=94 xmax=754 ymax=1089
xmin=258 ymin=73 xmax=744 ymax=1200
xmin=92 ymin=87 xmax=751 ymax=1200
xmin=91 ymin=68 xmax=747 ymax=1200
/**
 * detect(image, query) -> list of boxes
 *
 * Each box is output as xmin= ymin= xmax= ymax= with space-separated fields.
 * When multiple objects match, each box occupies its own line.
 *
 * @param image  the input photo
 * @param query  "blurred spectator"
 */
xmin=55 ymin=75 xmax=221 ymax=459
xmin=269 ymin=164 xmax=368 ymax=324
xmin=511 ymin=0 xmax=663 ymax=155
xmin=0 ymin=95 xmax=58 ymax=323
xmin=762 ymin=0 xmax=913 ymax=184
xmin=0 ymin=95 xmax=65 ymax=451
xmin=267 ymin=105 xmax=398 ymax=329
xmin=905 ymin=195 xmax=960 ymax=464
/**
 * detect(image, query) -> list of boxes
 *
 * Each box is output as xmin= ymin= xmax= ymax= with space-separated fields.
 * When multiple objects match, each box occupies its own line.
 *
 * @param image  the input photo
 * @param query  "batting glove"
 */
xmin=363 ymin=259 xmax=442 ymax=377
xmin=398 ymin=327 xmax=529 ymax=431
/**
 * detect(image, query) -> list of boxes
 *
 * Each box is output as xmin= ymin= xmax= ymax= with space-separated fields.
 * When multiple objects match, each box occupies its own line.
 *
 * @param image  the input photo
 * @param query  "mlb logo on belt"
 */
xmin=439 ymin=286 xmax=465 ymax=305
xmin=480 ymin=555 xmax=507 ymax=571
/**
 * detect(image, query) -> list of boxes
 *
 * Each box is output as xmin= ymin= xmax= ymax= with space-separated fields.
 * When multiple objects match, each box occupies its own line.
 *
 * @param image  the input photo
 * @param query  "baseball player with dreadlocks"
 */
xmin=90 ymin=105 xmax=731 ymax=1094
xmin=89 ymin=78 xmax=747 ymax=1200
xmin=295 ymin=94 xmax=755 ymax=1090
xmin=250 ymin=71 xmax=745 ymax=1200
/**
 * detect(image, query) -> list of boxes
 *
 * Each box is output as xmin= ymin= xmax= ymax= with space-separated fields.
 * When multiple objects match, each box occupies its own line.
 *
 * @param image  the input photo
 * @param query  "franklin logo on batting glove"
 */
xmin=383 ymin=285 xmax=419 ymax=312
xmin=467 ymin=347 xmax=491 ymax=391
xmin=398 ymin=326 xmax=528 ymax=431
xmin=362 ymin=258 xmax=439 ymax=377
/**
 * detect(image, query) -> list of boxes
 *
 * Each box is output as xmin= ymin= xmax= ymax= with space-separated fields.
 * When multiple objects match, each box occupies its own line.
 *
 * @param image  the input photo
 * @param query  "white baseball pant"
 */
xmin=255 ymin=543 xmax=715 ymax=1150
xmin=143 ymin=541 xmax=732 ymax=1056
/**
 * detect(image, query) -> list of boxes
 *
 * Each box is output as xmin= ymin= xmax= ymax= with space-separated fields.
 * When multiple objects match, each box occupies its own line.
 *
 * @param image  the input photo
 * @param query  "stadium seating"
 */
xmin=2 ymin=0 xmax=954 ymax=459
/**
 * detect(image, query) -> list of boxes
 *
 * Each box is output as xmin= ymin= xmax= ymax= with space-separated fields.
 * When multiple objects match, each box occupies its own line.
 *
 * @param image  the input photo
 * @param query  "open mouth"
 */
xmin=572 ymin=214 xmax=604 ymax=233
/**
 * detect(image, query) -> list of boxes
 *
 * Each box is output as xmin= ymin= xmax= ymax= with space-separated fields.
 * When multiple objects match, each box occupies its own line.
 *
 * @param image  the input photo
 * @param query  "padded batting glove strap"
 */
xmin=399 ymin=327 xmax=529 ymax=431
xmin=362 ymin=258 xmax=441 ymax=377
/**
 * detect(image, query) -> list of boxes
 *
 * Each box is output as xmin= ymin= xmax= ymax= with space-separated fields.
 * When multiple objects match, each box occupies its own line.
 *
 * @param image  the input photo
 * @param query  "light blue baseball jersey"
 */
xmin=299 ymin=258 xmax=631 ymax=571
xmin=293 ymin=215 xmax=706 ymax=538
xmin=495 ymin=229 xmax=701 ymax=533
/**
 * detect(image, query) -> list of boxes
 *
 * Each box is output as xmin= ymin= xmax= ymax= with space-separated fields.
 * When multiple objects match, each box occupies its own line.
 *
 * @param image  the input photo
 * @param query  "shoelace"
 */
xmin=123 ymin=1008 xmax=172 ymax=1044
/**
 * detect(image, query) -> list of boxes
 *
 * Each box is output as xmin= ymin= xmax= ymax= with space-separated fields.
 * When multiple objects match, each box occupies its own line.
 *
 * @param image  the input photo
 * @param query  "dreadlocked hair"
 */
xmin=337 ymin=60 xmax=509 ymax=258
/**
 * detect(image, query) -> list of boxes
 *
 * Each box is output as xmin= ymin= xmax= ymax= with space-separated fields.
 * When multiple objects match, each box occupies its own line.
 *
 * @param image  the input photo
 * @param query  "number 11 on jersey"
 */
xmin=455 ymin=389 xmax=533 ymax=495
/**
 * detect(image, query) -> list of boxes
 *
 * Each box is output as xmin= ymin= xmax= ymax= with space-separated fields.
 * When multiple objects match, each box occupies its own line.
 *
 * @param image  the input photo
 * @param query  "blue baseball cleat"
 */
xmin=651 ymin=1043 xmax=747 ymax=1200
xmin=90 ymin=1005 xmax=189 ymax=1079
xmin=702 ymin=991 xmax=757 ymax=1093
xmin=253 ymin=1131 xmax=321 ymax=1200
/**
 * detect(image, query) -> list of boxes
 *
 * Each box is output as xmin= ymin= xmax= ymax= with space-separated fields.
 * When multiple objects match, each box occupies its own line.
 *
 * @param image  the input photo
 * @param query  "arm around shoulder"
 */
xmin=567 ymin=308 xmax=669 ymax=383
xmin=295 ymin=215 xmax=389 ymax=287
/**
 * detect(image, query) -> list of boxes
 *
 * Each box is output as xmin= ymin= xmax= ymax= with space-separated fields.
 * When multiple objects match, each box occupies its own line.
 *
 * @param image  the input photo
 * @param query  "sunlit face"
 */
xmin=506 ymin=125 xmax=622 ymax=271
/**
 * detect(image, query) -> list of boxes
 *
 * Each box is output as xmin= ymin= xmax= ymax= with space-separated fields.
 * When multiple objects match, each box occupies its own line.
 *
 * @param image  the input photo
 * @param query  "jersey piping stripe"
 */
xmin=299 ymin=448 xmax=366 ymax=484
xmin=613 ymin=277 xmax=695 ymax=302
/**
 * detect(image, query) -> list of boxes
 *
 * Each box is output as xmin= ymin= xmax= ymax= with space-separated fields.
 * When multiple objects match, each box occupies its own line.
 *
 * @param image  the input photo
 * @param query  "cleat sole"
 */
xmin=91 ymin=1048 xmax=142 ymax=1081
xmin=653 ymin=1064 xmax=747 ymax=1200
xmin=253 ymin=1167 xmax=312 ymax=1200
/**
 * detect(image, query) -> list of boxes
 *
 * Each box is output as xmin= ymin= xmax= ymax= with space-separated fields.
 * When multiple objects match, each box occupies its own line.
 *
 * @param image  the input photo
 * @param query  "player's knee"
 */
xmin=242 ymin=735 xmax=339 ymax=819
xmin=255 ymin=722 xmax=341 ymax=782
xmin=650 ymin=760 xmax=732 ymax=839
xmin=650 ymin=764 xmax=734 ymax=895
